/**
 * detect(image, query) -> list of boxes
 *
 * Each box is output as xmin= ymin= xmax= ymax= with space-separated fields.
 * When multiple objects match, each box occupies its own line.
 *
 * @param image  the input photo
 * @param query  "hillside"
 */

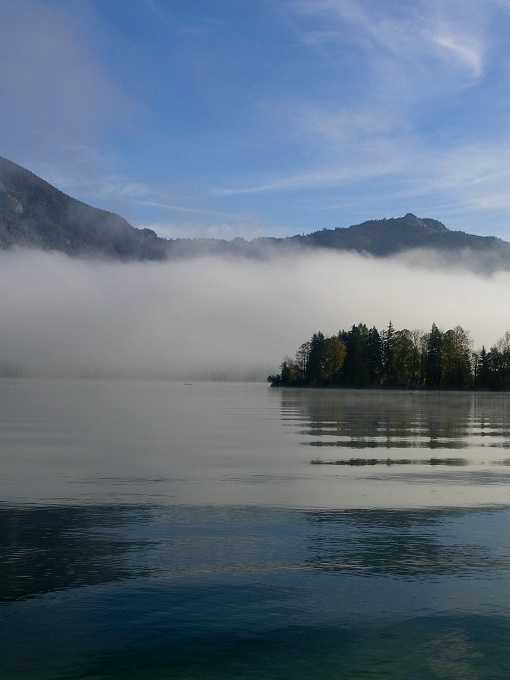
xmin=0 ymin=156 xmax=166 ymax=259
xmin=2 ymin=155 xmax=510 ymax=267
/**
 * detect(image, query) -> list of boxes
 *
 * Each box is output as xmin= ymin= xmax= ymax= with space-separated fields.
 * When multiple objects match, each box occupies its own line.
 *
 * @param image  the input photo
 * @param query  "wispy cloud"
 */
xmin=216 ymin=0 xmax=507 ymax=215
xmin=136 ymin=200 xmax=239 ymax=219
xmin=215 ymin=157 xmax=404 ymax=196
xmin=431 ymin=28 xmax=484 ymax=80
xmin=293 ymin=0 xmax=489 ymax=83
xmin=215 ymin=105 xmax=412 ymax=196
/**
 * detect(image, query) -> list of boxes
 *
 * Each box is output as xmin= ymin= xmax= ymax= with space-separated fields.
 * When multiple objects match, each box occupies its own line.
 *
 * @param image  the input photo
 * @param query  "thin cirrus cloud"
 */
xmin=292 ymin=0 xmax=488 ymax=83
xmin=214 ymin=107 xmax=411 ymax=196
xmin=431 ymin=30 xmax=484 ymax=80
xmin=214 ymin=157 xmax=406 ymax=196
xmin=214 ymin=0 xmax=508 ymax=227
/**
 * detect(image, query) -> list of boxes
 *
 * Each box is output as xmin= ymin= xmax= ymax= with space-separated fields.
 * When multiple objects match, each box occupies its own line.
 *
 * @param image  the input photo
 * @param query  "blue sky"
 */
xmin=4 ymin=0 xmax=510 ymax=239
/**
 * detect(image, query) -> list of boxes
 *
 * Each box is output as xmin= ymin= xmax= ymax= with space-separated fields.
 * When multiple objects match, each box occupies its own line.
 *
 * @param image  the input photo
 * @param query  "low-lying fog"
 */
xmin=2 ymin=248 xmax=509 ymax=379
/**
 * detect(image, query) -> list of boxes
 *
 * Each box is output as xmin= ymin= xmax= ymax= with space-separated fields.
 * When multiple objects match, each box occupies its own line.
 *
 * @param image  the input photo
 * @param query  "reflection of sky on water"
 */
xmin=3 ymin=382 xmax=510 ymax=676
xmin=2 ymin=382 xmax=510 ymax=508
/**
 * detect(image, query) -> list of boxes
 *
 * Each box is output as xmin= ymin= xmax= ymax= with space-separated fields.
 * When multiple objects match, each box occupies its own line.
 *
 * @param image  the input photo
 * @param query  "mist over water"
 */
xmin=2 ymin=247 xmax=510 ymax=379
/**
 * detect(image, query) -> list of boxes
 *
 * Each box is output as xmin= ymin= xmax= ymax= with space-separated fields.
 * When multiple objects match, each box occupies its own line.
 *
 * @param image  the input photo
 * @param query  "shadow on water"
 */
xmin=0 ymin=505 xmax=157 ymax=602
xmin=3 ymin=504 xmax=510 ymax=678
xmin=11 ymin=616 xmax=510 ymax=680
xmin=3 ymin=502 xmax=510 ymax=678
xmin=3 ymin=504 xmax=510 ymax=597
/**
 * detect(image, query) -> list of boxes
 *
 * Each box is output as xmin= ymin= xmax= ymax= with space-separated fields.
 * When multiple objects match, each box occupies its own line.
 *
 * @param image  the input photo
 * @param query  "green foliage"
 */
xmin=441 ymin=326 xmax=472 ymax=388
xmin=268 ymin=322 xmax=510 ymax=391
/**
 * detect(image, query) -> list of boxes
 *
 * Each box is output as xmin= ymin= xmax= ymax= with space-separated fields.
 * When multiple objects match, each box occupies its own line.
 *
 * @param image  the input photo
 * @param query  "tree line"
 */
xmin=268 ymin=322 xmax=510 ymax=390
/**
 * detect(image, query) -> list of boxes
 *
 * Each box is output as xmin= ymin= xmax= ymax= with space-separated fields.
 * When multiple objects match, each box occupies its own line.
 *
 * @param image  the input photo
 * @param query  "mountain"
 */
xmin=2 ymin=155 xmax=510 ymax=268
xmin=0 ymin=156 xmax=167 ymax=259
xmin=164 ymin=213 xmax=510 ymax=269
xmin=287 ymin=213 xmax=510 ymax=260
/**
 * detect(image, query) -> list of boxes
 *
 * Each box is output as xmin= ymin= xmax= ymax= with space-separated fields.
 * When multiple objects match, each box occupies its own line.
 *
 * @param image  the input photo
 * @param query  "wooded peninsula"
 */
xmin=268 ymin=323 xmax=510 ymax=390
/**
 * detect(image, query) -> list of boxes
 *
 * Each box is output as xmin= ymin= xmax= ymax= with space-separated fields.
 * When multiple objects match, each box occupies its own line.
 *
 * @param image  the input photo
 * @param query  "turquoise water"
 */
xmin=3 ymin=381 xmax=510 ymax=678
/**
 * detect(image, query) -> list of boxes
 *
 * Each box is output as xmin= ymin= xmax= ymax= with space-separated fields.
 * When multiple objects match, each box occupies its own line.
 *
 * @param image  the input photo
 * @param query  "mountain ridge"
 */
xmin=1 ymin=155 xmax=509 ymax=267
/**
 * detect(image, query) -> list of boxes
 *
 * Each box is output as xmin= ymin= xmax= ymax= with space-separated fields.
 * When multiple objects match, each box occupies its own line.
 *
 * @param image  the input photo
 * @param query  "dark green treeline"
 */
xmin=268 ymin=323 xmax=510 ymax=390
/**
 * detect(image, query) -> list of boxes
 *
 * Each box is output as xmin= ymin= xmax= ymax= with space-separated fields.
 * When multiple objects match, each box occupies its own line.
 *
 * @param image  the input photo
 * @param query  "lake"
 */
xmin=3 ymin=380 xmax=510 ymax=678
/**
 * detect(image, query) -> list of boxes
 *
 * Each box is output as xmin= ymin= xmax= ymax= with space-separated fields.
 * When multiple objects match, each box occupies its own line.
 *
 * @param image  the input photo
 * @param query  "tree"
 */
xmin=323 ymin=336 xmax=347 ymax=384
xmin=306 ymin=332 xmax=326 ymax=385
xmin=496 ymin=332 xmax=510 ymax=389
xmin=382 ymin=321 xmax=396 ymax=385
xmin=474 ymin=346 xmax=490 ymax=389
xmin=367 ymin=327 xmax=384 ymax=386
xmin=425 ymin=323 xmax=442 ymax=388
xmin=342 ymin=324 xmax=370 ymax=386
xmin=441 ymin=326 xmax=472 ymax=388
xmin=295 ymin=341 xmax=311 ymax=383
xmin=392 ymin=329 xmax=421 ymax=387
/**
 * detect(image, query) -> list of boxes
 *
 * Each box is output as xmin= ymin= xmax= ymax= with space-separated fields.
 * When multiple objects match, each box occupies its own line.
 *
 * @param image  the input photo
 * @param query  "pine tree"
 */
xmin=367 ymin=327 xmax=383 ymax=386
xmin=382 ymin=321 xmax=395 ymax=385
xmin=477 ymin=346 xmax=490 ymax=388
xmin=425 ymin=323 xmax=442 ymax=388
xmin=306 ymin=332 xmax=326 ymax=385
xmin=341 ymin=324 xmax=370 ymax=386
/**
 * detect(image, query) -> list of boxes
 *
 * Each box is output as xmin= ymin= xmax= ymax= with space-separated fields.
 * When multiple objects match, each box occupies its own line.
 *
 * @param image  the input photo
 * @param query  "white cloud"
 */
xmin=215 ymin=159 xmax=403 ymax=195
xmin=431 ymin=29 xmax=484 ymax=80
xmin=389 ymin=142 xmax=510 ymax=215
xmin=215 ymin=107 xmax=413 ymax=196
xmin=211 ymin=1 xmax=496 ymax=201
xmin=216 ymin=0 xmax=507 ymax=212
xmin=293 ymin=0 xmax=488 ymax=83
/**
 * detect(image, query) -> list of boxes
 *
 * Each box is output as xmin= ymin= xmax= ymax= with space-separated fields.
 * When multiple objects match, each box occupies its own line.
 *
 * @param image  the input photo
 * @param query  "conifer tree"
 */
xmin=306 ymin=332 xmax=326 ymax=385
xmin=382 ymin=321 xmax=395 ymax=385
xmin=425 ymin=323 xmax=442 ymax=388
xmin=367 ymin=327 xmax=384 ymax=386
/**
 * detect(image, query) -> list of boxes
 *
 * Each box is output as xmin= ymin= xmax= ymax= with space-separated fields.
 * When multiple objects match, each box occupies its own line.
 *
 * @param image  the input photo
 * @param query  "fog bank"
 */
xmin=2 ymin=249 xmax=510 ymax=379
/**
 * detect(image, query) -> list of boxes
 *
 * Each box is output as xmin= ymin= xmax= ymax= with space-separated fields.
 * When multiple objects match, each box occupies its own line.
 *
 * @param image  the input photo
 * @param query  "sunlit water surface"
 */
xmin=3 ymin=381 xmax=510 ymax=678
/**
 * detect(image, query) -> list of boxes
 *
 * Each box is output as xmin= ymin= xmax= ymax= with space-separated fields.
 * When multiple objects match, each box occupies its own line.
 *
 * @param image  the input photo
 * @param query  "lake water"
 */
xmin=3 ymin=381 xmax=510 ymax=678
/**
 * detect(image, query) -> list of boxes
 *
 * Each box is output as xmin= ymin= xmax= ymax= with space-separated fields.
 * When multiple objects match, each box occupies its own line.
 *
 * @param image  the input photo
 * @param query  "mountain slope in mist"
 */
xmin=0 ymin=156 xmax=166 ymax=259
xmin=292 ymin=213 xmax=510 ymax=259
xmin=2 ymin=155 xmax=510 ymax=268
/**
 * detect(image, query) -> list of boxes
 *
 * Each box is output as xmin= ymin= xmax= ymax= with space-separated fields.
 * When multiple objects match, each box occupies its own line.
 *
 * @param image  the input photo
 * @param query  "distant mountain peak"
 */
xmin=1 ymin=156 xmax=509 ymax=270
xmin=399 ymin=213 xmax=449 ymax=233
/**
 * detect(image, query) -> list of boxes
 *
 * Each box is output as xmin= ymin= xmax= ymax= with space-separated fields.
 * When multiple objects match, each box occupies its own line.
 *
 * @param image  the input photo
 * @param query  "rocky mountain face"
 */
xmin=2 ymin=155 xmax=510 ymax=268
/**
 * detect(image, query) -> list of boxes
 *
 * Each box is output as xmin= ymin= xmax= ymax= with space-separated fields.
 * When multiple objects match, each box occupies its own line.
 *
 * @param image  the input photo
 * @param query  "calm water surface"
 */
xmin=3 ymin=380 xmax=510 ymax=678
